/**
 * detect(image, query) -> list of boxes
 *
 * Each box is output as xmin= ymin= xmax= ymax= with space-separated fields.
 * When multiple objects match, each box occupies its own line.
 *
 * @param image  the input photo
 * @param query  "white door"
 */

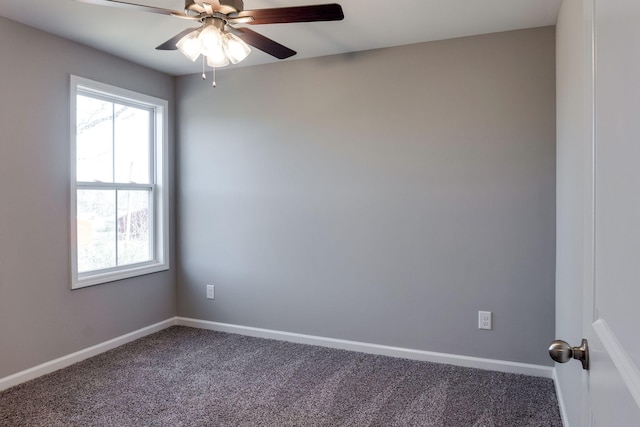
xmin=583 ymin=0 xmax=640 ymax=424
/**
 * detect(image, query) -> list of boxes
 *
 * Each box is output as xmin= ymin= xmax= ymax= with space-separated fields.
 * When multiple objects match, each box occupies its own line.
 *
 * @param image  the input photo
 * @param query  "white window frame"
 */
xmin=70 ymin=75 xmax=170 ymax=289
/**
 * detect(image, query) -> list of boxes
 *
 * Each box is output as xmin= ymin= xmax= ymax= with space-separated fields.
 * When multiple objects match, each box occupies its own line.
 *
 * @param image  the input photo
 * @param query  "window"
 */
xmin=70 ymin=76 xmax=169 ymax=289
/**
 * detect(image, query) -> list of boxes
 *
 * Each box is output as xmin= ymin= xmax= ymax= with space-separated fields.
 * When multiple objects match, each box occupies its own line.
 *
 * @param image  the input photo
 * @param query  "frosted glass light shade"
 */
xmin=206 ymin=52 xmax=230 ymax=68
xmin=199 ymin=25 xmax=223 ymax=56
xmin=176 ymin=29 xmax=202 ymax=62
xmin=222 ymin=33 xmax=251 ymax=64
xmin=199 ymin=24 xmax=227 ymax=67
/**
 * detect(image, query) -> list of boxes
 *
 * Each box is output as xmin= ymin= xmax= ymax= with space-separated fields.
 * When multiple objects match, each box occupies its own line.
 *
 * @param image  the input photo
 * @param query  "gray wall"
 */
xmin=0 ymin=17 xmax=176 ymax=378
xmin=176 ymin=26 xmax=556 ymax=365
xmin=555 ymin=0 xmax=586 ymax=424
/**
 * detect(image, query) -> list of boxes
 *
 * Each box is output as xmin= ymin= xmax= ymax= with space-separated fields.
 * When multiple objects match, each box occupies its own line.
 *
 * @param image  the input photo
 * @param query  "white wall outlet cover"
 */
xmin=478 ymin=311 xmax=492 ymax=330
xmin=206 ymin=285 xmax=215 ymax=300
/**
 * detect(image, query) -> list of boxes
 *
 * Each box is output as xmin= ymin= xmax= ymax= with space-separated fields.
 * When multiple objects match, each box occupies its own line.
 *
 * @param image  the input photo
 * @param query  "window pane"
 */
xmin=76 ymin=95 xmax=113 ymax=183
xmin=77 ymin=189 xmax=116 ymax=272
xmin=114 ymin=105 xmax=151 ymax=184
xmin=117 ymin=190 xmax=151 ymax=266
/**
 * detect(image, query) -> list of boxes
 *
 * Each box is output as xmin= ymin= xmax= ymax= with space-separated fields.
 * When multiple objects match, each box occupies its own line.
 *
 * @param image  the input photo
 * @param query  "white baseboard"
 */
xmin=0 ymin=316 xmax=554 ymax=393
xmin=176 ymin=317 xmax=554 ymax=379
xmin=553 ymin=368 xmax=571 ymax=427
xmin=0 ymin=318 xmax=176 ymax=392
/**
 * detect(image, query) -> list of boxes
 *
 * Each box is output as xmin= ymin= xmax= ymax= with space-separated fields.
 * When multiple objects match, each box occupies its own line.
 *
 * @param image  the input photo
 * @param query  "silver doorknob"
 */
xmin=548 ymin=338 xmax=589 ymax=370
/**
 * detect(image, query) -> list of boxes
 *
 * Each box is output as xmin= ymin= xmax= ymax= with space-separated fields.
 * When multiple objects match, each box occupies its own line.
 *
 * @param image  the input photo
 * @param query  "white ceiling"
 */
xmin=0 ymin=0 xmax=562 ymax=76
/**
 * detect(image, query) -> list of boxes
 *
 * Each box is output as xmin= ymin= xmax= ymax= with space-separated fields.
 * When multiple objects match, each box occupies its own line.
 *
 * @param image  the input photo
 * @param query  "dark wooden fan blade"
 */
xmin=155 ymin=28 xmax=200 ymax=50
xmin=233 ymin=4 xmax=344 ymax=25
xmin=75 ymin=0 xmax=192 ymax=18
xmin=229 ymin=28 xmax=296 ymax=59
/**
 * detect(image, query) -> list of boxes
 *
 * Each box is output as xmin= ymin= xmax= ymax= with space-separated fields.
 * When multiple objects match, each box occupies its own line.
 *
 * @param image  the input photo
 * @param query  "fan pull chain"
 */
xmin=202 ymin=56 xmax=206 ymax=80
xmin=212 ymin=66 xmax=217 ymax=88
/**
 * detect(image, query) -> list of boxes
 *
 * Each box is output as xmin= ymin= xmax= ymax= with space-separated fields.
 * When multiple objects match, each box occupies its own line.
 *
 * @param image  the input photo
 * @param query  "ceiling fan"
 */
xmin=77 ymin=0 xmax=344 ymax=83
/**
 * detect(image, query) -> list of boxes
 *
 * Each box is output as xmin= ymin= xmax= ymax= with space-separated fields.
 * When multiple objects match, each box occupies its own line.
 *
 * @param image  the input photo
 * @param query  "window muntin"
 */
xmin=71 ymin=76 xmax=169 ymax=289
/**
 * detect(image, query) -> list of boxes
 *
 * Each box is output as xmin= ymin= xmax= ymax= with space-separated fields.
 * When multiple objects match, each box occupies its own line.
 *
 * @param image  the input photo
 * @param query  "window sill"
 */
xmin=72 ymin=261 xmax=170 ymax=289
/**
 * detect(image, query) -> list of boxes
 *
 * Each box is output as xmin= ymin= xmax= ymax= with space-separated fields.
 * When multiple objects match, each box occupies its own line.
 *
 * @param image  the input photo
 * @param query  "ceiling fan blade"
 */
xmin=226 ymin=16 xmax=255 ymax=24
xmin=155 ymin=27 xmax=200 ymax=50
xmin=232 ymin=4 xmax=344 ymax=25
xmin=75 ymin=0 xmax=194 ymax=19
xmin=228 ymin=27 xmax=296 ymax=59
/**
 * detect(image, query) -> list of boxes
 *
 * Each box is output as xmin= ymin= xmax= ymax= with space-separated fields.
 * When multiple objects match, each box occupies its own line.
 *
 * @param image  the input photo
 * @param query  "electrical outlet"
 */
xmin=206 ymin=285 xmax=215 ymax=300
xmin=478 ymin=311 xmax=492 ymax=330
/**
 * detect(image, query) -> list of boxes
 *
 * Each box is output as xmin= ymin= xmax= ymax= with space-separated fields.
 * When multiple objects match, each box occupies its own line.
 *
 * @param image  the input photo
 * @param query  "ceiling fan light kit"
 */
xmin=76 ymin=0 xmax=344 ymax=86
xmin=177 ymin=4 xmax=253 ymax=70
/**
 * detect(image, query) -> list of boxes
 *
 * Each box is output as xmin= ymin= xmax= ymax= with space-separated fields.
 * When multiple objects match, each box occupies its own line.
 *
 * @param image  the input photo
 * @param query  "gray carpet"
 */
xmin=0 ymin=326 xmax=562 ymax=426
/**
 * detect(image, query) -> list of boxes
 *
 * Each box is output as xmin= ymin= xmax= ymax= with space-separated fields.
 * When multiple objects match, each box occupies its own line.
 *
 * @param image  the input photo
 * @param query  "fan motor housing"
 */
xmin=185 ymin=0 xmax=244 ymax=14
